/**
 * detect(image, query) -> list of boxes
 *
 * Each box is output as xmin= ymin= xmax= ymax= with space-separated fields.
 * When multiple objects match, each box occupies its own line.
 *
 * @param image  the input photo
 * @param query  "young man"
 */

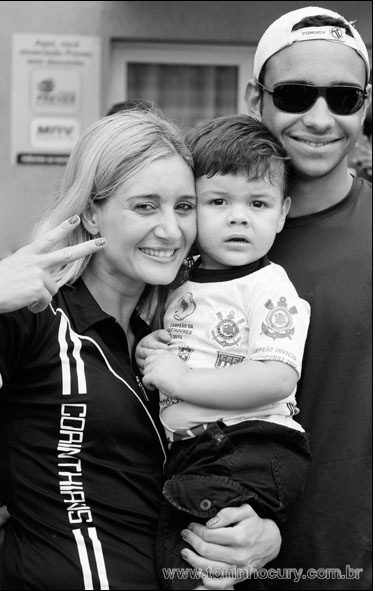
xmin=245 ymin=6 xmax=372 ymax=589
xmin=139 ymin=114 xmax=311 ymax=590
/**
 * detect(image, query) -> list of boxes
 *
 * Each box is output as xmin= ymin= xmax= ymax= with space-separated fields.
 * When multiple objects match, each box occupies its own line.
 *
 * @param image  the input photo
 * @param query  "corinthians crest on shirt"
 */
xmin=261 ymin=297 xmax=297 ymax=339
xmin=211 ymin=310 xmax=246 ymax=348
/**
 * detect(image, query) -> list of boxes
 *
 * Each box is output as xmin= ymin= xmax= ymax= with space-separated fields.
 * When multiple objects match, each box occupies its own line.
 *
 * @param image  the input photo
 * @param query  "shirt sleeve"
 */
xmin=246 ymin=264 xmax=311 ymax=377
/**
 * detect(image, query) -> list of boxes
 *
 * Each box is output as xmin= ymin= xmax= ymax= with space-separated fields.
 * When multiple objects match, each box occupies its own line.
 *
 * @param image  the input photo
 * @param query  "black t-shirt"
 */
xmin=0 ymin=278 xmax=167 ymax=590
xmin=260 ymin=176 xmax=372 ymax=589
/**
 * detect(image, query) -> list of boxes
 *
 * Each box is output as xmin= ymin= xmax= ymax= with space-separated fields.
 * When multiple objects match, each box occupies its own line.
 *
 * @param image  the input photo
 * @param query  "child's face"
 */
xmin=196 ymin=169 xmax=290 ymax=270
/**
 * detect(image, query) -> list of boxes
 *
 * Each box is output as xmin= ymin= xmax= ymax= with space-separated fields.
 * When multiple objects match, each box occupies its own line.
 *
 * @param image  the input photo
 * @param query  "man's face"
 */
xmin=256 ymin=41 xmax=370 ymax=180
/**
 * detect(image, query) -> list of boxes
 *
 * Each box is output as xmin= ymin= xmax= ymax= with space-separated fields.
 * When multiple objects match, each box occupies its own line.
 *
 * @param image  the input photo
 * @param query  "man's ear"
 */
xmin=81 ymin=202 xmax=101 ymax=237
xmin=245 ymin=79 xmax=262 ymax=120
xmin=361 ymin=83 xmax=372 ymax=126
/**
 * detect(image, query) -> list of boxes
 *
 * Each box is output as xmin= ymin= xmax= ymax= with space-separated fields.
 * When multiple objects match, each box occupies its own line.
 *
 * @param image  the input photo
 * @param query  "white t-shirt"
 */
xmin=160 ymin=258 xmax=311 ymax=441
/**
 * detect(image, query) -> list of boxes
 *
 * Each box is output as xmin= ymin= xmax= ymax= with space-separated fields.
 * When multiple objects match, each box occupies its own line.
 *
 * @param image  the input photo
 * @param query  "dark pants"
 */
xmin=156 ymin=420 xmax=311 ymax=590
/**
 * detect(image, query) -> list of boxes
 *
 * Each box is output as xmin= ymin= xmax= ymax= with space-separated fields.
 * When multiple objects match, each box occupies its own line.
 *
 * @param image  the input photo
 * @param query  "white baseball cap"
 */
xmin=253 ymin=6 xmax=371 ymax=81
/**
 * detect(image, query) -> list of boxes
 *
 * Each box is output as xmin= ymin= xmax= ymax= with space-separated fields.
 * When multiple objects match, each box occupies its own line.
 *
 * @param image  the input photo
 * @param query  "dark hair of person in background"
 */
xmin=106 ymin=98 xmax=160 ymax=116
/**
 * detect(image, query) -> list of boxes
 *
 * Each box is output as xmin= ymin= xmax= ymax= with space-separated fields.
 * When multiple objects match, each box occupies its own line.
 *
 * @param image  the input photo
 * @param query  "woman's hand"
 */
xmin=181 ymin=504 xmax=281 ymax=589
xmin=0 ymin=216 xmax=106 ymax=314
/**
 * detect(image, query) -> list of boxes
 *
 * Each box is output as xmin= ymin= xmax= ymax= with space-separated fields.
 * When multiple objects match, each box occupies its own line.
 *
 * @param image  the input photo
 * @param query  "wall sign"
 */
xmin=11 ymin=34 xmax=101 ymax=165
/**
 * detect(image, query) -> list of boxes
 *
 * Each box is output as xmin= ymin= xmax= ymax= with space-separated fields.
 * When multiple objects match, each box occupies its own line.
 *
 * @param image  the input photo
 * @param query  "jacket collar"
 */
xmin=57 ymin=278 xmax=111 ymax=333
xmin=58 ymin=278 xmax=151 ymax=342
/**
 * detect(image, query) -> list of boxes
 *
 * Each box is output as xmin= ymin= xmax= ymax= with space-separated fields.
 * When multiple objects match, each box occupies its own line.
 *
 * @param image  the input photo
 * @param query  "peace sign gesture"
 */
xmin=0 ymin=215 xmax=106 ymax=314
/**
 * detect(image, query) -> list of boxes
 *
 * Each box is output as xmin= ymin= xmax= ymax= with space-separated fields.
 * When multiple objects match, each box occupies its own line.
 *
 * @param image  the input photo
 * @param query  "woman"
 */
xmin=0 ymin=110 xmax=280 ymax=589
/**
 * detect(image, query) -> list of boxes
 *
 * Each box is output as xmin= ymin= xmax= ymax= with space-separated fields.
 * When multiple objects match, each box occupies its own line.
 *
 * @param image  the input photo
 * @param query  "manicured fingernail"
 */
xmin=181 ymin=549 xmax=188 ymax=560
xmin=68 ymin=215 xmax=80 ymax=224
xmin=206 ymin=516 xmax=218 ymax=527
xmin=95 ymin=238 xmax=107 ymax=246
xmin=181 ymin=529 xmax=189 ymax=541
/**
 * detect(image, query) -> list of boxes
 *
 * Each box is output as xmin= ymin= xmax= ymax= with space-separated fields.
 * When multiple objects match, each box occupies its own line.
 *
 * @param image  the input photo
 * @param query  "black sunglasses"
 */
xmin=257 ymin=82 xmax=369 ymax=115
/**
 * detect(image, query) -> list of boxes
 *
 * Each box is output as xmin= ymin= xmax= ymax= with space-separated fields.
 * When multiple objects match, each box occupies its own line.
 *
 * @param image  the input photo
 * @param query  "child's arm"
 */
xmin=142 ymin=349 xmax=297 ymax=410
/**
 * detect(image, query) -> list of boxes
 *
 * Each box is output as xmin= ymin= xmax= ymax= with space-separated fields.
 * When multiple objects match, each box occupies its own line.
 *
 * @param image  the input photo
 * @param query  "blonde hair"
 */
xmin=32 ymin=110 xmax=194 ymax=286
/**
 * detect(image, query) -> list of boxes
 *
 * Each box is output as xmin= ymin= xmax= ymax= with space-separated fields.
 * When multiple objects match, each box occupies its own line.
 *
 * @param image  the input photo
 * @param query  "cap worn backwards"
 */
xmin=253 ymin=6 xmax=370 ymax=81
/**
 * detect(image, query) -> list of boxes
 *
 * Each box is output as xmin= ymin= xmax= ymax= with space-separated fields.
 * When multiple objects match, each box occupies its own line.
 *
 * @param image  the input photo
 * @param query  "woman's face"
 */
xmin=88 ymin=155 xmax=197 ymax=289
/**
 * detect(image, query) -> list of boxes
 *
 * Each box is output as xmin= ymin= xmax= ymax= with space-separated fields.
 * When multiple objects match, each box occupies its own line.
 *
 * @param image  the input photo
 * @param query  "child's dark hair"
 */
xmin=185 ymin=114 xmax=290 ymax=199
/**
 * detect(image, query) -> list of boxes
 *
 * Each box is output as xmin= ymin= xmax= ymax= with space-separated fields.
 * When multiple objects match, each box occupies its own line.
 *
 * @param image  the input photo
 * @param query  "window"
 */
xmin=108 ymin=43 xmax=254 ymax=128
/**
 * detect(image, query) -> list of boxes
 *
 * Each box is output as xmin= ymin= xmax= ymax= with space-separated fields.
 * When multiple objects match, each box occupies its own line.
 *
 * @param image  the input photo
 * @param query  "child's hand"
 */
xmin=143 ymin=351 xmax=190 ymax=398
xmin=135 ymin=329 xmax=171 ymax=373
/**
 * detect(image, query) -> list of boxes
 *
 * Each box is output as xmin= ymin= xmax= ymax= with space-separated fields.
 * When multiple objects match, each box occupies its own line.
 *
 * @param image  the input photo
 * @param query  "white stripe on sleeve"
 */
xmin=58 ymin=314 xmax=71 ymax=395
xmin=72 ymin=528 xmax=94 ymax=590
xmin=88 ymin=527 xmax=109 ymax=590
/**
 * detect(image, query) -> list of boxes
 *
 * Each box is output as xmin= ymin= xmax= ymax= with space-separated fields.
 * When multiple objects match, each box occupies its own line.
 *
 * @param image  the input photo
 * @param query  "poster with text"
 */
xmin=11 ymin=33 xmax=101 ymax=165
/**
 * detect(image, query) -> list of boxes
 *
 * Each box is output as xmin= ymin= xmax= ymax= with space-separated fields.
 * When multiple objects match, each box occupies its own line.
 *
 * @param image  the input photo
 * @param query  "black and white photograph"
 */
xmin=0 ymin=2 xmax=372 ymax=589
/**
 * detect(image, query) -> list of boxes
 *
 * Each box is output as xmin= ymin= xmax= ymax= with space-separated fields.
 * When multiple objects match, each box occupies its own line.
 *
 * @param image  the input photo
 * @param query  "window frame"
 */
xmin=108 ymin=42 xmax=255 ymax=116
